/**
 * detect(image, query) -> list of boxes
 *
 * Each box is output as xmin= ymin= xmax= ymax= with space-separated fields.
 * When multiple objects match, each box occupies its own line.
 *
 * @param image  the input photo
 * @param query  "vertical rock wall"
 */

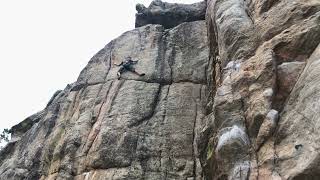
xmin=202 ymin=0 xmax=320 ymax=179
xmin=0 ymin=21 xmax=209 ymax=180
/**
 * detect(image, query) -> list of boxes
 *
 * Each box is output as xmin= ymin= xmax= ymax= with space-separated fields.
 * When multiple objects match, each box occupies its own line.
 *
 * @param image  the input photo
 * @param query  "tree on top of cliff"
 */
xmin=0 ymin=128 xmax=10 ymax=144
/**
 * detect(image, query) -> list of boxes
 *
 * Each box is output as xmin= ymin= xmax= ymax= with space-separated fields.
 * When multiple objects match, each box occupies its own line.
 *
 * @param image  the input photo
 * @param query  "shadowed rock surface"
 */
xmin=1 ymin=0 xmax=320 ymax=179
xmin=135 ymin=0 xmax=206 ymax=29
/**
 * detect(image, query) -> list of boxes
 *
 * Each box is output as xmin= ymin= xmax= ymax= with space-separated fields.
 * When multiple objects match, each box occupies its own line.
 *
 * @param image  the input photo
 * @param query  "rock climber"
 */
xmin=114 ymin=56 xmax=145 ymax=80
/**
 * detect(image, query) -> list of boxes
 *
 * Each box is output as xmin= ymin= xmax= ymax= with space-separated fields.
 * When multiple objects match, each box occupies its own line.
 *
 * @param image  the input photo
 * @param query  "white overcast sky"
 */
xmin=0 ymin=0 xmax=201 ymax=132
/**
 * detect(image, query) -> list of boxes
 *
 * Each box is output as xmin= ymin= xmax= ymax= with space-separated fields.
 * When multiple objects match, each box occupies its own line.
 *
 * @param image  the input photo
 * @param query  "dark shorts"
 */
xmin=119 ymin=65 xmax=135 ymax=73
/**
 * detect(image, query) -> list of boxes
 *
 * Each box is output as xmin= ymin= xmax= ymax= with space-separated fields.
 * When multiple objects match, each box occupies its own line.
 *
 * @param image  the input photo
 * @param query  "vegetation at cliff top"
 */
xmin=0 ymin=128 xmax=10 ymax=144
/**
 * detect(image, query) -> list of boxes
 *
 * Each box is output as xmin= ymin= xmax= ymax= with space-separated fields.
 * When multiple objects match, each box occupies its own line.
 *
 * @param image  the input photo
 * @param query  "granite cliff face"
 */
xmin=1 ymin=0 xmax=320 ymax=179
xmin=202 ymin=0 xmax=320 ymax=179
xmin=0 ymin=7 xmax=209 ymax=179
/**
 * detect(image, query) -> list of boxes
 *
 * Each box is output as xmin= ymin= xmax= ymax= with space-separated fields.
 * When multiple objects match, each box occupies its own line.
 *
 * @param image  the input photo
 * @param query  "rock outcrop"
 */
xmin=135 ymin=0 xmax=206 ymax=29
xmin=1 ymin=0 xmax=320 ymax=179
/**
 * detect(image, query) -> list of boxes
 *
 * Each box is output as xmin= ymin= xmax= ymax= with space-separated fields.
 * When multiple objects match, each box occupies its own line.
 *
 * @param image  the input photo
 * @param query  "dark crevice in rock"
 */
xmin=259 ymin=0 xmax=281 ymax=14
xmin=204 ymin=60 xmax=213 ymax=114
xmin=81 ymin=81 xmax=114 ymax=156
xmin=157 ymin=28 xmax=169 ymax=84
xmin=272 ymin=63 xmax=281 ymax=111
xmin=105 ymin=41 xmax=115 ymax=81
xmin=162 ymin=85 xmax=171 ymax=180
xmin=77 ymin=40 xmax=115 ymax=85
xmin=292 ymin=174 xmax=320 ymax=180
xmin=71 ymin=79 xmax=207 ymax=98
xmin=167 ymin=43 xmax=176 ymax=85
xmin=245 ymin=6 xmax=254 ymax=24
xmin=271 ymin=18 xmax=320 ymax=111
xmin=71 ymin=80 xmax=110 ymax=92
xmin=192 ymin=102 xmax=198 ymax=180
xmin=272 ymin=62 xmax=305 ymax=112
xmin=130 ymin=79 xmax=207 ymax=86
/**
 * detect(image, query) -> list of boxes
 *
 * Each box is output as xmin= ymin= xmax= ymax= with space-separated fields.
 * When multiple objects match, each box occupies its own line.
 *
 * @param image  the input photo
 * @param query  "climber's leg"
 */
xmin=127 ymin=66 xmax=145 ymax=77
xmin=117 ymin=67 xmax=125 ymax=80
